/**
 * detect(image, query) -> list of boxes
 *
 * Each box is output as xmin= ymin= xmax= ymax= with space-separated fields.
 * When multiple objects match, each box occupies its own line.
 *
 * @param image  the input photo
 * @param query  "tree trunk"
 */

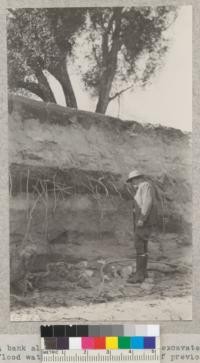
xmin=16 ymin=81 xmax=46 ymax=100
xmin=34 ymin=68 xmax=56 ymax=103
xmin=17 ymin=80 xmax=56 ymax=103
xmin=95 ymin=68 xmax=117 ymax=114
xmin=49 ymin=57 xmax=78 ymax=109
xmin=95 ymin=12 xmax=122 ymax=114
xmin=95 ymin=42 xmax=119 ymax=114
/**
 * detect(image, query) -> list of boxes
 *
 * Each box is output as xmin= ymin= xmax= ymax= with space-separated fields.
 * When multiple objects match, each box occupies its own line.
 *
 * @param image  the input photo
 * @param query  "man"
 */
xmin=126 ymin=169 xmax=157 ymax=283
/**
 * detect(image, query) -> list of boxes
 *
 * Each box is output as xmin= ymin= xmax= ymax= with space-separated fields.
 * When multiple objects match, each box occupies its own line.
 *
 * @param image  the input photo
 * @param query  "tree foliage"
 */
xmin=7 ymin=7 xmax=178 ymax=113
xmin=80 ymin=7 xmax=178 ymax=113
xmin=7 ymin=8 xmax=86 ymax=107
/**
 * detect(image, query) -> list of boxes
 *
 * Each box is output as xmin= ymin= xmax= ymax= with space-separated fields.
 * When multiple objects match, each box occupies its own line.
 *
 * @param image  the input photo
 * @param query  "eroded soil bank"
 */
xmin=11 ymin=230 xmax=192 ymax=321
xmin=9 ymin=95 xmax=192 ymax=320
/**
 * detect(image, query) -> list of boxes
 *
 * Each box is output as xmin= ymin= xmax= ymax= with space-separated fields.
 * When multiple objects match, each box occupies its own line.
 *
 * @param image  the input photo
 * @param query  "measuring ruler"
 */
xmin=41 ymin=325 xmax=160 ymax=363
xmin=41 ymin=347 xmax=160 ymax=363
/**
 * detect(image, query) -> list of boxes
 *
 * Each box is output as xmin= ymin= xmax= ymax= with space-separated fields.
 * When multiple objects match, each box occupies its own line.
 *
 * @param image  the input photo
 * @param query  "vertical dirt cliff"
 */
xmin=9 ymin=95 xmax=192 ymax=320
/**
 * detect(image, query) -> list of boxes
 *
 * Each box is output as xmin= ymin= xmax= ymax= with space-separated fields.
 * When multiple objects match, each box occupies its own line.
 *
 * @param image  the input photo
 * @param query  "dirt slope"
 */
xmin=9 ymin=95 xmax=192 ymax=320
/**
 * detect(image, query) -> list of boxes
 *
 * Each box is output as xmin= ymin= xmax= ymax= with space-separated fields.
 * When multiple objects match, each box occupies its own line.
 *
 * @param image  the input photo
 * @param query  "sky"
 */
xmin=49 ymin=5 xmax=192 ymax=131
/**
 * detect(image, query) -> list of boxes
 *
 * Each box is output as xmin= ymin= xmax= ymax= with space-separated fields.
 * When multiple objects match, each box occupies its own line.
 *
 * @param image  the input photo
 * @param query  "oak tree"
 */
xmin=7 ymin=7 xmax=177 ymax=113
xmin=7 ymin=8 xmax=86 ymax=107
xmin=80 ymin=7 xmax=177 ymax=114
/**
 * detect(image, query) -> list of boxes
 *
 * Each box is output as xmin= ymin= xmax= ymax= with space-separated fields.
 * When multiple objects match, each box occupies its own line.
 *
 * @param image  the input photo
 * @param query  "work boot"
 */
xmin=127 ymin=255 xmax=145 ymax=283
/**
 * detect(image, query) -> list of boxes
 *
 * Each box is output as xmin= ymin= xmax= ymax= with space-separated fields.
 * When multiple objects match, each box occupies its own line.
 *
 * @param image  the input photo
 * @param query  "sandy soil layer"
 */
xmin=10 ymin=232 xmax=192 ymax=322
xmin=11 ymin=295 xmax=192 ymax=321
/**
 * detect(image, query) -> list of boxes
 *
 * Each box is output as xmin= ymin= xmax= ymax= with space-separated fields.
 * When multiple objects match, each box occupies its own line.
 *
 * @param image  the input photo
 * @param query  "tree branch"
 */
xmin=108 ymin=10 xmax=122 ymax=60
xmin=102 ymin=30 xmax=109 ymax=64
xmin=106 ymin=12 xmax=116 ymax=34
xmin=27 ymin=57 xmax=56 ymax=103
xmin=96 ymin=8 xmax=123 ymax=114
xmin=102 ymin=9 xmax=122 ymax=63
xmin=34 ymin=67 xmax=56 ymax=103
xmin=89 ymin=33 xmax=101 ymax=67
xmin=16 ymin=80 xmax=46 ymax=100
xmin=109 ymin=85 xmax=133 ymax=102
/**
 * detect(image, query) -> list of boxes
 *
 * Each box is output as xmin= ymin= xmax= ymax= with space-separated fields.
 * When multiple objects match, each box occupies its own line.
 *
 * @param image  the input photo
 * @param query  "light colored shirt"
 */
xmin=134 ymin=181 xmax=153 ymax=221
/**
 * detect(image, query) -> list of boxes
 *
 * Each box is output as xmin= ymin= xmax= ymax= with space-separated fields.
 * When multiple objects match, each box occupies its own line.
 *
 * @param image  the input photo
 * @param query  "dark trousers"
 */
xmin=134 ymin=226 xmax=151 ymax=255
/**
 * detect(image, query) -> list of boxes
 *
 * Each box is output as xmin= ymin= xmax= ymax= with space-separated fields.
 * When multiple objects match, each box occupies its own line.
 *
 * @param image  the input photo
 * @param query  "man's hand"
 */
xmin=137 ymin=220 xmax=144 ymax=227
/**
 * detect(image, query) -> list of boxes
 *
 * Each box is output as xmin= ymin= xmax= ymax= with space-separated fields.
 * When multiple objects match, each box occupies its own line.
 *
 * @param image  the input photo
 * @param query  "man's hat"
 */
xmin=126 ymin=169 xmax=143 ymax=182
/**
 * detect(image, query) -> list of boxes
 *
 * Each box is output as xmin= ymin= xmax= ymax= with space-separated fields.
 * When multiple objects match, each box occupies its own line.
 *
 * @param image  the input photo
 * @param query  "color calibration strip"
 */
xmin=41 ymin=335 xmax=158 ymax=350
xmin=41 ymin=325 xmax=160 ymax=363
xmin=41 ymin=325 xmax=159 ymax=350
